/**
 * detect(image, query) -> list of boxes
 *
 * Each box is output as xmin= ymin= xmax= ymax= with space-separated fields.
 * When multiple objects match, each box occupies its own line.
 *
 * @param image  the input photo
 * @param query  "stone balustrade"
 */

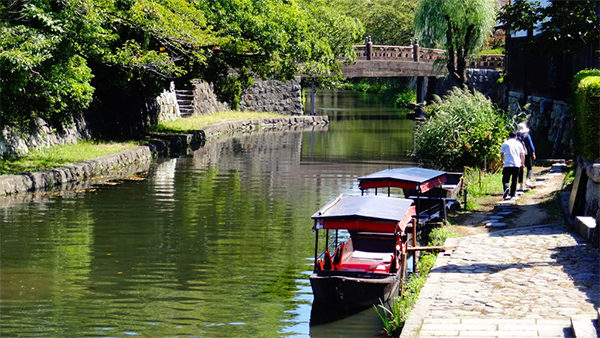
xmin=352 ymin=44 xmax=504 ymax=70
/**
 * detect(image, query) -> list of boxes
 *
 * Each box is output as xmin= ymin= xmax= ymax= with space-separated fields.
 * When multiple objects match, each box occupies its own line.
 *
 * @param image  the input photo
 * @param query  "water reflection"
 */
xmin=0 ymin=90 xmax=415 ymax=337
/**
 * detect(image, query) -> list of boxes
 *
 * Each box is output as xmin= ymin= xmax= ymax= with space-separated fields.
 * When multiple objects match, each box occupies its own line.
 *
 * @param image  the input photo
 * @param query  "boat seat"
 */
xmin=350 ymin=250 xmax=392 ymax=262
xmin=339 ymin=262 xmax=391 ymax=273
xmin=339 ymin=251 xmax=394 ymax=273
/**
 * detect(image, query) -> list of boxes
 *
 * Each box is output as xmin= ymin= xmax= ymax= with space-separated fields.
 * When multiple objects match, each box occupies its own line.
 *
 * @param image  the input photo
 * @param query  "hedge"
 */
xmin=572 ymin=69 xmax=600 ymax=162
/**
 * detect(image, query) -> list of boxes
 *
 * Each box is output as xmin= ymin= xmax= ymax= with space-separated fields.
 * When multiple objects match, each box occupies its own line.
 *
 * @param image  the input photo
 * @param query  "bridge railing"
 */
xmin=353 ymin=44 xmax=504 ymax=70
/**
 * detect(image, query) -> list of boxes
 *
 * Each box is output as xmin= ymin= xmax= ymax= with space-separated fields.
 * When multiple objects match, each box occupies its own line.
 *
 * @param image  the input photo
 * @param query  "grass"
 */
xmin=1 ymin=111 xmax=288 ymax=176
xmin=151 ymin=111 xmax=282 ymax=133
xmin=463 ymin=167 xmax=504 ymax=210
xmin=0 ymin=140 xmax=141 ymax=176
xmin=375 ymin=226 xmax=456 ymax=336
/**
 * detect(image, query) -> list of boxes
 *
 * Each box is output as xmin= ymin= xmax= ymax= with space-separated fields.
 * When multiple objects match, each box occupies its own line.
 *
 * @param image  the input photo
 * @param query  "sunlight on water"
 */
xmin=0 ymin=90 xmax=416 ymax=337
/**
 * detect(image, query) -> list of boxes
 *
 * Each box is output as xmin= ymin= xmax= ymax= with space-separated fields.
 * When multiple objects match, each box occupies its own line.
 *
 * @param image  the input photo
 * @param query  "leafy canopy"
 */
xmin=415 ymin=0 xmax=496 ymax=86
xmin=336 ymin=0 xmax=417 ymax=46
xmin=415 ymin=0 xmax=496 ymax=51
xmin=1 ymin=0 xmax=364 ymax=128
xmin=498 ymin=0 xmax=600 ymax=54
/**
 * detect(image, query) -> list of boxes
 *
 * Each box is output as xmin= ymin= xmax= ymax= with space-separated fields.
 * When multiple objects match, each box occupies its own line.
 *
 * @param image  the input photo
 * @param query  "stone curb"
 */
xmin=0 ymin=115 xmax=328 ymax=196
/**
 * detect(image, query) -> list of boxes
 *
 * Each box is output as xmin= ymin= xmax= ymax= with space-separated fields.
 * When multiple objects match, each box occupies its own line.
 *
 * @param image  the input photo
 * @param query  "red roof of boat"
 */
xmin=311 ymin=195 xmax=415 ymax=232
xmin=357 ymin=167 xmax=447 ymax=193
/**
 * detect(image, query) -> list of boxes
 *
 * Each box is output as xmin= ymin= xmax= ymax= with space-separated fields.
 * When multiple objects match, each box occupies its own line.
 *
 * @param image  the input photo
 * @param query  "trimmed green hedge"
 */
xmin=572 ymin=70 xmax=600 ymax=161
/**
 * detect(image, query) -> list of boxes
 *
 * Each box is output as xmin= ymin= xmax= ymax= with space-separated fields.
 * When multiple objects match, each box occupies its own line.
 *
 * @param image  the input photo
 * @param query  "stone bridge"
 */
xmin=341 ymin=41 xmax=504 ymax=78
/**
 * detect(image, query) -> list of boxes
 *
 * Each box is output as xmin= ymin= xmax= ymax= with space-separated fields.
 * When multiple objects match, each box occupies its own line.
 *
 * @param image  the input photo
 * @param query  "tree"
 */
xmin=0 ymin=0 xmax=222 ymax=130
xmin=337 ymin=0 xmax=418 ymax=46
xmin=415 ymin=0 xmax=497 ymax=87
xmin=1 ymin=0 xmax=363 ymax=132
xmin=195 ymin=0 xmax=363 ymax=107
xmin=498 ymin=0 xmax=600 ymax=54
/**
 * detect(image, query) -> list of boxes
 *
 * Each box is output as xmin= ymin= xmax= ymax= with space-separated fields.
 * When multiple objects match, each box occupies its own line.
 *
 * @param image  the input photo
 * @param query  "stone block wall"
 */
xmin=584 ymin=162 xmax=600 ymax=228
xmin=434 ymin=69 xmax=502 ymax=102
xmin=507 ymin=91 xmax=572 ymax=158
xmin=156 ymin=81 xmax=180 ymax=122
xmin=239 ymin=76 xmax=303 ymax=115
xmin=0 ymin=116 xmax=91 ymax=159
xmin=192 ymin=80 xmax=228 ymax=115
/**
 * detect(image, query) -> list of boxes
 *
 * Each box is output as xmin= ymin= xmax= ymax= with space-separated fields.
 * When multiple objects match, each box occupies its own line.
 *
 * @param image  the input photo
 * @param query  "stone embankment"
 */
xmin=0 ymin=115 xmax=328 ymax=196
xmin=400 ymin=165 xmax=600 ymax=338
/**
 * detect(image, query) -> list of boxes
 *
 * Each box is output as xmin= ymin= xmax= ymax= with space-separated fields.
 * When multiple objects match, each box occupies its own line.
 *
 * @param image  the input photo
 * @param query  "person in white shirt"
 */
xmin=500 ymin=131 xmax=526 ymax=200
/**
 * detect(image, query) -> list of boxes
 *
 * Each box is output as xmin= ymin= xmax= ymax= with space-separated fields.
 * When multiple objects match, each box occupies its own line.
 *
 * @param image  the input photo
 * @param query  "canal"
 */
xmin=0 ymin=90 xmax=417 ymax=337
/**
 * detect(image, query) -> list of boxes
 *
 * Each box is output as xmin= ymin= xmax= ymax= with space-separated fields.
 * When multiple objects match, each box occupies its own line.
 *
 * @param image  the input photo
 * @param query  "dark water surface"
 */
xmin=0 ymin=90 xmax=416 ymax=337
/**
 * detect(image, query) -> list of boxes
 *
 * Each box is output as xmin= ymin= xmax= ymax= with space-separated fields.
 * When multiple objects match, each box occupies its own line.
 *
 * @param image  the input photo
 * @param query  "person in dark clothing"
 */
xmin=517 ymin=122 xmax=536 ymax=190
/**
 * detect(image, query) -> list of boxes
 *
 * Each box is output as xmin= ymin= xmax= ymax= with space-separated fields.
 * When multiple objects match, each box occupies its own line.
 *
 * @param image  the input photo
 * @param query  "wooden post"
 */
xmin=412 ymin=218 xmax=419 ymax=273
xmin=310 ymin=81 xmax=315 ymax=116
xmin=413 ymin=39 xmax=425 ymax=117
xmin=400 ymin=251 xmax=408 ymax=293
xmin=313 ymin=225 xmax=319 ymax=271
xmin=412 ymin=38 xmax=419 ymax=62
xmin=442 ymin=198 xmax=448 ymax=224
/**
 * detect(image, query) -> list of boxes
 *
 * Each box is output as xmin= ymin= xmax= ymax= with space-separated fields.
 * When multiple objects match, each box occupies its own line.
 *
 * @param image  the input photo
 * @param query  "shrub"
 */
xmin=394 ymin=89 xmax=417 ymax=107
xmin=414 ymin=87 xmax=509 ymax=171
xmin=572 ymin=69 xmax=600 ymax=162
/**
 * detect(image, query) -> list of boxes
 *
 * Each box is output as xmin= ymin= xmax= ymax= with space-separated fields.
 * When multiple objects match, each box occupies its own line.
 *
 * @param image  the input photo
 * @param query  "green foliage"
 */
xmin=498 ymin=1 xmax=600 ymax=54
xmin=375 ymin=252 xmax=437 ymax=336
xmin=463 ymin=167 xmax=503 ymax=210
xmin=342 ymin=78 xmax=414 ymax=107
xmin=415 ymin=0 xmax=496 ymax=85
xmin=336 ymin=0 xmax=418 ymax=45
xmin=428 ymin=226 xmax=456 ymax=246
xmin=394 ymin=90 xmax=416 ymax=107
xmin=0 ymin=0 xmax=221 ymax=129
xmin=196 ymin=0 xmax=363 ymax=107
xmin=415 ymin=0 xmax=496 ymax=51
xmin=1 ymin=0 xmax=363 ymax=130
xmin=414 ymin=87 xmax=509 ymax=171
xmin=572 ymin=70 xmax=600 ymax=161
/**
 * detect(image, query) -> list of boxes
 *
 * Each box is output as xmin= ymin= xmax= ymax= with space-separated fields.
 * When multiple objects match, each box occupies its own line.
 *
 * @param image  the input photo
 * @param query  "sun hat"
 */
xmin=517 ymin=122 xmax=529 ymax=134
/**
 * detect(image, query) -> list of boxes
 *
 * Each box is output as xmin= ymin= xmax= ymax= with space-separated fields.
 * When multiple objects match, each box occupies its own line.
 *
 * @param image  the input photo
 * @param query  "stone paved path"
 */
xmin=400 ymin=224 xmax=600 ymax=337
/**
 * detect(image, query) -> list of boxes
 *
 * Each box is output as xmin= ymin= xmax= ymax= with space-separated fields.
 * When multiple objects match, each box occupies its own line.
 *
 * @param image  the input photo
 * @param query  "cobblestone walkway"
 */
xmin=401 ymin=223 xmax=600 ymax=337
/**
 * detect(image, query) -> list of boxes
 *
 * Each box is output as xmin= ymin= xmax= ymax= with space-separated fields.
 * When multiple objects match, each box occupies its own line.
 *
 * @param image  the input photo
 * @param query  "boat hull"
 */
xmin=309 ymin=271 xmax=400 ymax=311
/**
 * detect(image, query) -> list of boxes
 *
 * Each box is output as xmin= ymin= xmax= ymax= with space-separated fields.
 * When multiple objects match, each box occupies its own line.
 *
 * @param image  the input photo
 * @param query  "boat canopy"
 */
xmin=311 ymin=195 xmax=415 ymax=233
xmin=357 ymin=167 xmax=447 ymax=193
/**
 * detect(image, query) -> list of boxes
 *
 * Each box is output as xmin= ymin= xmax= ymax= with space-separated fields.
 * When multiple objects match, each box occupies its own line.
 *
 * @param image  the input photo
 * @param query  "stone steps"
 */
xmin=175 ymin=89 xmax=194 ymax=117
xmin=570 ymin=311 xmax=599 ymax=338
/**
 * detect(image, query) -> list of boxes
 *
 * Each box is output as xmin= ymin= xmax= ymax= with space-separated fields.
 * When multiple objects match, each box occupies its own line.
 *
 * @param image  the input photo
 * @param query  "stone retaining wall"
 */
xmin=192 ymin=81 xmax=229 ymax=115
xmin=155 ymin=81 xmax=180 ymax=122
xmin=0 ymin=116 xmax=91 ymax=159
xmin=507 ymin=91 xmax=572 ymax=158
xmin=0 ymin=116 xmax=328 ymax=196
xmin=239 ymin=76 xmax=303 ymax=115
xmin=433 ymin=69 xmax=502 ymax=101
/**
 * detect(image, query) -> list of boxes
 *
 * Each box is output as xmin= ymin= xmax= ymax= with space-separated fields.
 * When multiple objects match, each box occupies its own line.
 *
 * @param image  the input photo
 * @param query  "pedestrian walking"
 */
xmin=517 ymin=122 xmax=536 ymax=190
xmin=500 ymin=130 xmax=525 ymax=200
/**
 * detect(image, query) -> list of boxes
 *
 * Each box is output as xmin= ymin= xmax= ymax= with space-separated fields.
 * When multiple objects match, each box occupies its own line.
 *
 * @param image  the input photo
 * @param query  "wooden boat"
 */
xmin=357 ymin=167 xmax=462 ymax=223
xmin=310 ymin=195 xmax=416 ymax=311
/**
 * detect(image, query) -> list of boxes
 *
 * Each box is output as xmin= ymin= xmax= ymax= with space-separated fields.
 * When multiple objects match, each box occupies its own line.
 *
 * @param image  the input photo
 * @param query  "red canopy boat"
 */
xmin=357 ymin=167 xmax=463 ymax=224
xmin=310 ymin=195 xmax=416 ymax=311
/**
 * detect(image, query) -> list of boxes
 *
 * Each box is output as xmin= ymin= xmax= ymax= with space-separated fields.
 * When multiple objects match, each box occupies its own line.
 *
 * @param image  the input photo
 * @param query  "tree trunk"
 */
xmin=444 ymin=15 xmax=463 ymax=87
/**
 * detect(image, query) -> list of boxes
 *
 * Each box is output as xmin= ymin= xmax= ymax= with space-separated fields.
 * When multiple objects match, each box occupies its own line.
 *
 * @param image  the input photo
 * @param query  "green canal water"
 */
xmin=0 ymin=90 xmax=416 ymax=337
